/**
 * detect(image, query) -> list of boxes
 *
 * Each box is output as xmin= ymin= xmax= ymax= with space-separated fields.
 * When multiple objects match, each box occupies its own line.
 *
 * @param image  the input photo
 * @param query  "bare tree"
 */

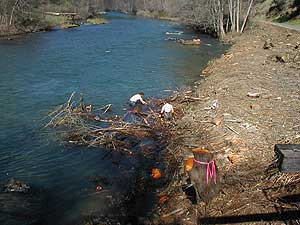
xmin=241 ymin=0 xmax=254 ymax=33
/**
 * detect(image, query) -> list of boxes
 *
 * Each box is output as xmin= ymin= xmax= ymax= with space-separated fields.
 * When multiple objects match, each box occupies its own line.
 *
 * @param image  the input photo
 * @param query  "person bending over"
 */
xmin=129 ymin=92 xmax=146 ymax=113
xmin=160 ymin=102 xmax=174 ymax=120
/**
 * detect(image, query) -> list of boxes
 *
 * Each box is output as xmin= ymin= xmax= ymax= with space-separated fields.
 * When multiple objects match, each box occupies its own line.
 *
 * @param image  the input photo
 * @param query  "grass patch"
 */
xmin=45 ymin=15 xmax=64 ymax=26
xmin=86 ymin=17 xmax=108 ymax=25
xmin=45 ymin=15 xmax=81 ymax=29
xmin=286 ymin=19 xmax=300 ymax=25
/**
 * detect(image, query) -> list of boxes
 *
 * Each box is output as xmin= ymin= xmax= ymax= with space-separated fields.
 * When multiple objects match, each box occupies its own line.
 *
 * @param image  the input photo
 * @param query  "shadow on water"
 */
xmin=0 ymin=179 xmax=50 ymax=225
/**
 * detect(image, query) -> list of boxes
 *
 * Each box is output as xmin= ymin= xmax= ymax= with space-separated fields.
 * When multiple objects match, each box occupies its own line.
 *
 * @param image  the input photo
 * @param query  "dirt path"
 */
xmin=155 ymin=22 xmax=300 ymax=225
xmin=264 ymin=21 xmax=300 ymax=31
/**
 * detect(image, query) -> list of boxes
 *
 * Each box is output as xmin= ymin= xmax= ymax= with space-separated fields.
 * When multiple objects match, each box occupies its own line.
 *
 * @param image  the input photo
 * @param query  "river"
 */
xmin=0 ymin=12 xmax=227 ymax=224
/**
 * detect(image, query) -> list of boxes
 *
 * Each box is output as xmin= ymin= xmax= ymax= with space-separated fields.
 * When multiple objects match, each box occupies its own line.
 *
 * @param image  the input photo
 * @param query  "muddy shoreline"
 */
xmin=154 ymin=22 xmax=300 ymax=224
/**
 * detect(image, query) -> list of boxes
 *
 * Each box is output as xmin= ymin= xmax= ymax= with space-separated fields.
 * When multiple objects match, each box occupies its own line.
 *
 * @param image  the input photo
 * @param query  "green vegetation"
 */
xmin=257 ymin=0 xmax=300 ymax=22
xmin=286 ymin=19 xmax=300 ymax=25
xmin=44 ymin=15 xmax=64 ymax=26
xmin=86 ymin=17 xmax=108 ymax=25
xmin=44 ymin=14 xmax=81 ymax=29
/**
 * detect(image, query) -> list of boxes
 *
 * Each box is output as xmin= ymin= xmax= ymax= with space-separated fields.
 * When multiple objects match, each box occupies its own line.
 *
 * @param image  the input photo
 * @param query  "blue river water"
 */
xmin=0 ymin=13 xmax=227 ymax=224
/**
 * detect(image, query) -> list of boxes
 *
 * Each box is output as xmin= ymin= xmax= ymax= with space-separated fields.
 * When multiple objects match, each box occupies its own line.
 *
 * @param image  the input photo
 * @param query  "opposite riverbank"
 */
xmin=153 ymin=22 xmax=300 ymax=224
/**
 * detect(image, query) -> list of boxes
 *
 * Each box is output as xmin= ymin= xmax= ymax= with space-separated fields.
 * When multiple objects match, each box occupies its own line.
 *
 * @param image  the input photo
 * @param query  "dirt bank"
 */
xmin=0 ymin=24 xmax=51 ymax=38
xmin=154 ymin=22 xmax=300 ymax=224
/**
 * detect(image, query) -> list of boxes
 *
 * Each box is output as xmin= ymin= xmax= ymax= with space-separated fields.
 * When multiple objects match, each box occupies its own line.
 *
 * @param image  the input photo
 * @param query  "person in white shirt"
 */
xmin=160 ymin=102 xmax=174 ymax=120
xmin=129 ymin=92 xmax=146 ymax=112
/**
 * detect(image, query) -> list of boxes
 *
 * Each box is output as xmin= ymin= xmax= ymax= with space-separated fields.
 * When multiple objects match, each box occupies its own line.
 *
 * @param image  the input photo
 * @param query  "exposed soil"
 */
xmin=153 ymin=22 xmax=300 ymax=224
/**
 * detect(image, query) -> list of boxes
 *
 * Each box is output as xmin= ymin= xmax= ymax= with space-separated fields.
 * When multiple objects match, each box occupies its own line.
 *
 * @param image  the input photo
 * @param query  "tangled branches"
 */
xmin=46 ymin=92 xmax=175 ymax=153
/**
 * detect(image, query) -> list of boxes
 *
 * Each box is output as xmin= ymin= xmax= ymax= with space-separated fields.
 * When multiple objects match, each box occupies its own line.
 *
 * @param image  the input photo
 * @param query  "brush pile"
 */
xmin=46 ymin=92 xmax=180 ymax=153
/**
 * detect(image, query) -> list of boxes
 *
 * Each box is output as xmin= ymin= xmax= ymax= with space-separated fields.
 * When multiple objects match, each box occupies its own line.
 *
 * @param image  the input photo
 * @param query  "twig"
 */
xmin=225 ymin=124 xmax=239 ymax=134
xmin=67 ymin=92 xmax=76 ymax=107
xmin=100 ymin=104 xmax=112 ymax=114
xmin=161 ymin=208 xmax=185 ymax=218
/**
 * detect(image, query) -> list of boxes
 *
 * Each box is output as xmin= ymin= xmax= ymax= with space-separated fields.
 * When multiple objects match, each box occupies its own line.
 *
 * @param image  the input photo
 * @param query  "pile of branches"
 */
xmin=46 ymin=92 xmax=174 ymax=153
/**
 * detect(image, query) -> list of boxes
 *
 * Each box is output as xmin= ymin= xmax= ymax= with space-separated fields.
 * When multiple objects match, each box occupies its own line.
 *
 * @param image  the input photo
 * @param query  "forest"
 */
xmin=0 ymin=0 xmax=299 ymax=36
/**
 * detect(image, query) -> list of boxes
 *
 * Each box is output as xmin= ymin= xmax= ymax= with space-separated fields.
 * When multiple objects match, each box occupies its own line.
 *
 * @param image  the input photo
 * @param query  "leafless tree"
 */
xmin=0 ymin=0 xmax=257 ymax=36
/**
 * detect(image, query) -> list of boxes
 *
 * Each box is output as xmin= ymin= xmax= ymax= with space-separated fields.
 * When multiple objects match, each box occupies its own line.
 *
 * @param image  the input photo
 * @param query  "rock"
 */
xmin=294 ymin=52 xmax=300 ymax=63
xmin=210 ymin=99 xmax=219 ymax=109
xmin=212 ymin=117 xmax=223 ymax=126
xmin=247 ymin=92 xmax=261 ymax=98
xmin=263 ymin=39 xmax=274 ymax=49
xmin=202 ymin=67 xmax=212 ymax=76
xmin=275 ymin=53 xmax=289 ymax=63
xmin=250 ymin=103 xmax=261 ymax=110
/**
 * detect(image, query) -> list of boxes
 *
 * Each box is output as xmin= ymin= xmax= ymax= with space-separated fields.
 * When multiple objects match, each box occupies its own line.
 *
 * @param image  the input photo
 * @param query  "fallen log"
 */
xmin=178 ymin=39 xmax=201 ymax=46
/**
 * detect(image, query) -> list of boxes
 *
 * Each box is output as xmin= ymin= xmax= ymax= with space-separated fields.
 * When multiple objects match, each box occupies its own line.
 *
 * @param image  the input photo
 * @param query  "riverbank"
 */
xmin=135 ymin=10 xmax=180 ymax=22
xmin=0 ymin=24 xmax=52 ymax=38
xmin=0 ymin=14 xmax=108 ymax=38
xmin=154 ymin=22 xmax=300 ymax=224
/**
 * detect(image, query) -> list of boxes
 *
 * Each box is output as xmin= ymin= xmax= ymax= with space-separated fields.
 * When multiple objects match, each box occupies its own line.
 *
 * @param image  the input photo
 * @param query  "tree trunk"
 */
xmin=236 ymin=0 xmax=240 ymax=32
xmin=188 ymin=148 xmax=219 ymax=203
xmin=9 ymin=0 xmax=19 ymax=26
xmin=228 ymin=0 xmax=233 ymax=31
xmin=226 ymin=17 xmax=229 ymax=32
xmin=211 ymin=0 xmax=218 ymax=34
xmin=232 ymin=0 xmax=236 ymax=32
xmin=218 ymin=0 xmax=225 ymax=36
xmin=241 ymin=0 xmax=254 ymax=33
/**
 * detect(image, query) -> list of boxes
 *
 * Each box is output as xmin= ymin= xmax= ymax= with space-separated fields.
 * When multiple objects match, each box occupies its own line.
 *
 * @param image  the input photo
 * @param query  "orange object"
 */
xmin=151 ymin=168 xmax=162 ymax=179
xmin=159 ymin=195 xmax=168 ymax=204
xmin=185 ymin=158 xmax=194 ymax=172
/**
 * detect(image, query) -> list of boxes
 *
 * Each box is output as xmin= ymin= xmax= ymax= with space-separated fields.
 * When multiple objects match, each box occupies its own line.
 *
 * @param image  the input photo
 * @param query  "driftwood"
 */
xmin=178 ymin=39 xmax=201 ymax=46
xmin=46 ymin=93 xmax=176 ymax=153
xmin=188 ymin=148 xmax=219 ymax=203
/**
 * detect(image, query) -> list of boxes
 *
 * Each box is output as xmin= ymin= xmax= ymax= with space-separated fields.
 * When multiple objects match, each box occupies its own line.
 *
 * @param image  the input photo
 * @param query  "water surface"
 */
xmin=0 ymin=13 xmax=227 ymax=224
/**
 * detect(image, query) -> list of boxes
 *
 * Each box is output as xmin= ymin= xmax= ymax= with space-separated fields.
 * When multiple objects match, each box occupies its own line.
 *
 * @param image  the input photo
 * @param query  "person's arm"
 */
xmin=171 ymin=106 xmax=174 ymax=113
xmin=140 ymin=98 xmax=146 ymax=104
xmin=138 ymin=95 xmax=146 ymax=104
xmin=161 ymin=105 xmax=165 ymax=114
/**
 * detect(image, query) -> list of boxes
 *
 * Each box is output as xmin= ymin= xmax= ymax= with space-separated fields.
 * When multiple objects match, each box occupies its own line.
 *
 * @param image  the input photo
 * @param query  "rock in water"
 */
xmin=0 ymin=178 xmax=45 ymax=225
xmin=3 ymin=178 xmax=31 ymax=193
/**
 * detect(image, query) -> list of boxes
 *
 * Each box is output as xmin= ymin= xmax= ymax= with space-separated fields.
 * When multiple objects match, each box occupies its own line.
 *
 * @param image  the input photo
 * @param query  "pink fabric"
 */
xmin=193 ymin=159 xmax=217 ymax=185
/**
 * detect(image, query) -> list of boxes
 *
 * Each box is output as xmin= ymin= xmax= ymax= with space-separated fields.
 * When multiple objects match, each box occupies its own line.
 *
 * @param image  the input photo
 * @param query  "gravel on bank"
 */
xmin=154 ymin=22 xmax=300 ymax=225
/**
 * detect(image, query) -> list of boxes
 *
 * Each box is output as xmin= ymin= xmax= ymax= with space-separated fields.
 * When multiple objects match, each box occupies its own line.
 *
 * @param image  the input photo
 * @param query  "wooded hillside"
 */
xmin=0 ymin=0 xmax=299 ymax=36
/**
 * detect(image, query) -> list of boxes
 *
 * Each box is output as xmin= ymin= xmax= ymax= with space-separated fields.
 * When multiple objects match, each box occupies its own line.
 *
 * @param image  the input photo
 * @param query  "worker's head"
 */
xmin=139 ymin=92 xmax=145 ymax=96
